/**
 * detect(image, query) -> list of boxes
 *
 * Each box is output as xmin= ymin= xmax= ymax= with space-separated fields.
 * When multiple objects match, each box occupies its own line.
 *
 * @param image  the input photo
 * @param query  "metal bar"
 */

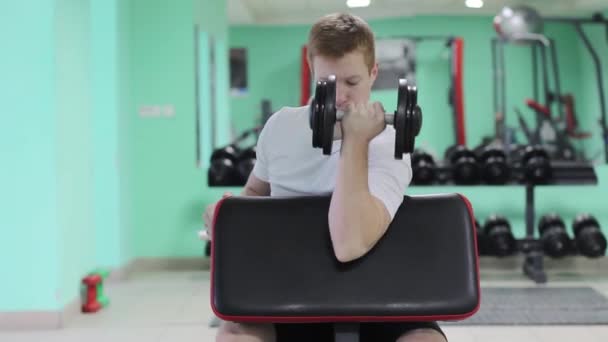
xmin=536 ymin=43 xmax=550 ymax=145
xmin=194 ymin=25 xmax=201 ymax=167
xmin=545 ymin=15 xmax=608 ymax=24
xmin=209 ymin=36 xmax=217 ymax=149
xmin=549 ymin=39 xmax=564 ymax=121
xmin=492 ymin=39 xmax=498 ymax=118
xmin=526 ymin=184 xmax=534 ymax=239
xmin=574 ymin=23 xmax=608 ymax=163
xmin=532 ymin=43 xmax=538 ymax=102
xmin=500 ymin=40 xmax=507 ymax=145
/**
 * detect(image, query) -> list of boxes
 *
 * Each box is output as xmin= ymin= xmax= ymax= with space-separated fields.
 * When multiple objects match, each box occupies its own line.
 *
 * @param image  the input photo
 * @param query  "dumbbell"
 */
xmin=475 ymin=217 xmax=490 ymax=256
xmin=479 ymin=146 xmax=510 ymax=184
xmin=538 ymin=213 xmax=571 ymax=258
xmin=309 ymin=74 xmax=422 ymax=159
xmin=572 ymin=214 xmax=607 ymax=258
xmin=205 ymin=241 xmax=211 ymax=257
xmin=444 ymin=145 xmax=480 ymax=184
xmin=511 ymin=145 xmax=552 ymax=184
xmin=483 ymin=215 xmax=517 ymax=257
xmin=208 ymin=145 xmax=241 ymax=186
xmin=236 ymin=146 xmax=256 ymax=185
xmin=411 ymin=150 xmax=437 ymax=185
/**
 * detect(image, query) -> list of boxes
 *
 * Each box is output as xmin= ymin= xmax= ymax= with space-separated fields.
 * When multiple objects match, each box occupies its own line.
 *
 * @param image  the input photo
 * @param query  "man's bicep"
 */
xmin=368 ymin=156 xmax=412 ymax=220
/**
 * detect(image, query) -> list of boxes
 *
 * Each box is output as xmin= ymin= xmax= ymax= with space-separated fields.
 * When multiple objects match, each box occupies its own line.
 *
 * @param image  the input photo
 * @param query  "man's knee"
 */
xmin=216 ymin=321 xmax=277 ymax=342
xmin=396 ymin=328 xmax=447 ymax=342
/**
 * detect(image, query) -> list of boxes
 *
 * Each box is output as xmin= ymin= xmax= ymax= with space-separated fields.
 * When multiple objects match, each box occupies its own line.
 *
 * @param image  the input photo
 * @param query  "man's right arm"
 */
xmin=241 ymin=173 xmax=270 ymax=196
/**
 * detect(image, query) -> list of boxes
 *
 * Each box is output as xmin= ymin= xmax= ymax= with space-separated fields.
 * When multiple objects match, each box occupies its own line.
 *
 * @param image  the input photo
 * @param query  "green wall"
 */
xmin=55 ymin=0 xmax=96 ymax=308
xmin=91 ymin=0 xmax=131 ymax=272
xmin=127 ymin=0 xmax=230 ymax=257
xmin=1 ymin=0 xmax=130 ymax=312
xmin=0 ymin=0 xmax=60 ymax=311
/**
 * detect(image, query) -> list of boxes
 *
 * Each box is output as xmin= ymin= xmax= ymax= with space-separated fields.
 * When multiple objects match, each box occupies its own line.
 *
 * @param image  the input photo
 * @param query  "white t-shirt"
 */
xmin=251 ymin=105 xmax=412 ymax=220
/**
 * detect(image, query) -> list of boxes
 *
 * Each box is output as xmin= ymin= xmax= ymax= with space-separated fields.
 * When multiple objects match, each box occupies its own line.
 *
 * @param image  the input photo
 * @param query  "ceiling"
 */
xmin=228 ymin=0 xmax=608 ymax=25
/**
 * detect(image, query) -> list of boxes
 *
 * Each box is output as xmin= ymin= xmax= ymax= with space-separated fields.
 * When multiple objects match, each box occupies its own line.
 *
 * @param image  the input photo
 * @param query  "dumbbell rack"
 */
xmin=520 ymin=162 xmax=597 ymax=283
xmin=414 ymin=160 xmax=598 ymax=284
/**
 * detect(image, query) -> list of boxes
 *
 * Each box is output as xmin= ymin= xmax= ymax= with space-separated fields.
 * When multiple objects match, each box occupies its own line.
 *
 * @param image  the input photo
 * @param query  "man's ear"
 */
xmin=370 ymin=62 xmax=379 ymax=83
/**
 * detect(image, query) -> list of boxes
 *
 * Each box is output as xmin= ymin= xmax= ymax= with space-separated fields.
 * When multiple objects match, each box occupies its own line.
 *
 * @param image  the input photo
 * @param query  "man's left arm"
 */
xmin=328 ymin=133 xmax=412 ymax=263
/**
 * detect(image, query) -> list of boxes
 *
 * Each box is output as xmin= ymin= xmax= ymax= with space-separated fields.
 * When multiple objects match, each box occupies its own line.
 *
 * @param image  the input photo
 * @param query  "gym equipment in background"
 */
xmin=478 ymin=146 xmax=510 ymax=184
xmin=444 ymin=145 xmax=480 ymax=185
xmin=475 ymin=217 xmax=489 ymax=256
xmin=475 ymin=212 xmax=605 ymax=261
xmin=493 ymin=5 xmax=546 ymax=44
xmin=309 ymin=75 xmax=422 ymax=158
xmin=572 ymin=214 xmax=607 ymax=258
xmin=411 ymin=149 xmax=437 ymax=185
xmin=538 ymin=213 xmax=571 ymax=258
xmin=81 ymin=274 xmax=103 ymax=313
xmin=493 ymin=5 xmax=608 ymax=163
xmin=208 ymin=145 xmax=241 ymax=186
xmin=236 ymin=146 xmax=256 ymax=184
xmin=411 ymin=143 xmax=595 ymax=187
xmin=483 ymin=215 xmax=517 ymax=257
xmin=208 ymin=126 xmax=262 ymax=187
xmin=260 ymin=99 xmax=273 ymax=126
xmin=448 ymin=37 xmax=467 ymax=147
xmin=509 ymin=145 xmax=552 ymax=185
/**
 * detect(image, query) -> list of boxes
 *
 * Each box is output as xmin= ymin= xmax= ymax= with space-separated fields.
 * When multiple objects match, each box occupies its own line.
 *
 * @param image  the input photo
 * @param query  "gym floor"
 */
xmin=2 ymin=267 xmax=608 ymax=342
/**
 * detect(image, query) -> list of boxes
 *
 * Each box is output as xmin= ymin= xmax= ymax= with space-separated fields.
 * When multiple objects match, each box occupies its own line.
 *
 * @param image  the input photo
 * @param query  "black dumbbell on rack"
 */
xmin=411 ymin=150 xmax=437 ymax=185
xmin=444 ymin=145 xmax=480 ymax=185
xmin=538 ymin=213 xmax=572 ymax=258
xmin=309 ymin=75 xmax=422 ymax=159
xmin=483 ymin=215 xmax=517 ymax=257
xmin=572 ymin=214 xmax=607 ymax=258
xmin=510 ymin=144 xmax=553 ymax=184
xmin=475 ymin=217 xmax=490 ymax=256
xmin=208 ymin=145 xmax=241 ymax=186
xmin=478 ymin=146 xmax=510 ymax=184
xmin=236 ymin=146 xmax=256 ymax=185
xmin=208 ymin=126 xmax=262 ymax=187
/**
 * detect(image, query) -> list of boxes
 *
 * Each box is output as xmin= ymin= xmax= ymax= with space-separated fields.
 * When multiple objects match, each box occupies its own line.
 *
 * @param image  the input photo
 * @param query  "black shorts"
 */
xmin=274 ymin=321 xmax=446 ymax=342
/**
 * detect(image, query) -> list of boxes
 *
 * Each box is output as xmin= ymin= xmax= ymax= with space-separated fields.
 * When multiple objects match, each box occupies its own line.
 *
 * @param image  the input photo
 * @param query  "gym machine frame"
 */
xmin=492 ymin=13 xmax=608 ymax=163
xmin=548 ymin=14 xmax=608 ymax=164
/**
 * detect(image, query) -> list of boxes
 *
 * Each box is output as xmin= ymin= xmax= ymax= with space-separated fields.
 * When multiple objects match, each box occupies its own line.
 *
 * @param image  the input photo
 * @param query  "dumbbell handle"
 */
xmin=336 ymin=110 xmax=395 ymax=125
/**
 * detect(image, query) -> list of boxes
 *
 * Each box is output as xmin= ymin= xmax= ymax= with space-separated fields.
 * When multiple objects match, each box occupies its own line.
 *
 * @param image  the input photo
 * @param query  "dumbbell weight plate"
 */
xmin=322 ymin=79 xmax=337 ymax=155
xmin=573 ymin=214 xmax=607 ymax=258
xmin=538 ymin=213 xmax=570 ymax=258
xmin=405 ymin=84 xmax=416 ymax=154
xmin=394 ymin=80 xmax=407 ymax=159
xmin=522 ymin=145 xmax=552 ymax=184
xmin=480 ymin=147 xmax=510 ymax=184
xmin=310 ymin=81 xmax=325 ymax=148
xmin=411 ymin=150 xmax=436 ymax=184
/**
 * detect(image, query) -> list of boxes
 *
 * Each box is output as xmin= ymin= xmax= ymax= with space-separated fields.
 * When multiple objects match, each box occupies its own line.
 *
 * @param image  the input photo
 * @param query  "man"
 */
xmin=203 ymin=12 xmax=447 ymax=342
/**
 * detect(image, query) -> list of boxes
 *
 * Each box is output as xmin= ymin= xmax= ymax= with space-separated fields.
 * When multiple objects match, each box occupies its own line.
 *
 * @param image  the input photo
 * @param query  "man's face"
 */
xmin=312 ymin=50 xmax=378 ymax=112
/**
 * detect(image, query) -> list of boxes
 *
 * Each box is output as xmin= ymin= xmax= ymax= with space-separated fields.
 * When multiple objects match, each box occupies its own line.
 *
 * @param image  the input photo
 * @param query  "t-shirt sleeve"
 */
xmin=367 ymin=130 xmax=413 ymax=220
xmin=251 ymin=112 xmax=275 ymax=182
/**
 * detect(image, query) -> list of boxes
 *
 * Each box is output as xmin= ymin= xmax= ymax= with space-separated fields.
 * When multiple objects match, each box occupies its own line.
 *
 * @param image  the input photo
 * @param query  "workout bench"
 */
xmin=210 ymin=193 xmax=480 ymax=341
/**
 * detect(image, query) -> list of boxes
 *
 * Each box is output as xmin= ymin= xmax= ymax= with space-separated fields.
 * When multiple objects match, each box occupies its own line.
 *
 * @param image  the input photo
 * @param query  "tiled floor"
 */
xmin=2 ymin=268 xmax=608 ymax=341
